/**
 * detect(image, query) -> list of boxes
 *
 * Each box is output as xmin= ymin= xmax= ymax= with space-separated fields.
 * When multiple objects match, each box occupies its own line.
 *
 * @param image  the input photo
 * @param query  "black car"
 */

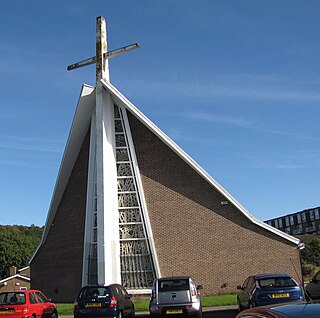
xmin=305 ymin=270 xmax=320 ymax=300
xmin=74 ymin=284 xmax=134 ymax=318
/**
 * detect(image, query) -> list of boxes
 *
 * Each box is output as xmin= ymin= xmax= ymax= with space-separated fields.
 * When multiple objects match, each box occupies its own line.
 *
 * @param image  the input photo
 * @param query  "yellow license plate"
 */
xmin=86 ymin=303 xmax=101 ymax=308
xmin=272 ymin=293 xmax=290 ymax=298
xmin=0 ymin=310 xmax=14 ymax=314
xmin=166 ymin=309 xmax=183 ymax=314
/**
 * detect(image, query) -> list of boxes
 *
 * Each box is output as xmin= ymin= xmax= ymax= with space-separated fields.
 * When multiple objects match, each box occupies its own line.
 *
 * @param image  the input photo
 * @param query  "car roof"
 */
xmin=0 ymin=289 xmax=38 ymax=293
xmin=80 ymin=284 xmax=121 ymax=289
xmin=157 ymin=276 xmax=192 ymax=281
xmin=254 ymin=273 xmax=291 ymax=279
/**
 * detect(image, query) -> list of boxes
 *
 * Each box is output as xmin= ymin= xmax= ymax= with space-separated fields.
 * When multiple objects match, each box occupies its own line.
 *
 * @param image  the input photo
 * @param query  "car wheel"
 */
xmin=196 ymin=310 xmax=202 ymax=318
xmin=51 ymin=311 xmax=58 ymax=318
xmin=237 ymin=298 xmax=243 ymax=311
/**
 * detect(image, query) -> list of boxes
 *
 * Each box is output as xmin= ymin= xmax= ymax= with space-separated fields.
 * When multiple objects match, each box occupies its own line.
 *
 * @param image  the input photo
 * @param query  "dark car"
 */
xmin=74 ymin=284 xmax=134 ymax=318
xmin=237 ymin=274 xmax=304 ymax=310
xmin=149 ymin=276 xmax=203 ymax=318
xmin=305 ymin=270 xmax=320 ymax=300
xmin=235 ymin=302 xmax=320 ymax=318
xmin=0 ymin=289 xmax=58 ymax=318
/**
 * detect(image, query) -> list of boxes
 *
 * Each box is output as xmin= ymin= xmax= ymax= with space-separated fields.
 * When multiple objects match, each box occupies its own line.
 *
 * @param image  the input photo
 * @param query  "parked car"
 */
xmin=0 ymin=289 xmax=58 ymax=318
xmin=305 ymin=270 xmax=320 ymax=300
xmin=149 ymin=276 xmax=203 ymax=318
xmin=235 ymin=302 xmax=320 ymax=318
xmin=237 ymin=274 xmax=304 ymax=311
xmin=73 ymin=284 xmax=134 ymax=318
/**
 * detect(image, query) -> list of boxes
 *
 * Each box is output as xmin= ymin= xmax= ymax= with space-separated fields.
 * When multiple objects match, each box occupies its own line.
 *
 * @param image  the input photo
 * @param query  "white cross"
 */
xmin=67 ymin=16 xmax=140 ymax=83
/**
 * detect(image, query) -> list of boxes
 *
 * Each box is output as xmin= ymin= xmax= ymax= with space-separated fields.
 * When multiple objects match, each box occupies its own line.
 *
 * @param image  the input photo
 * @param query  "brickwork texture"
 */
xmin=128 ymin=111 xmax=302 ymax=296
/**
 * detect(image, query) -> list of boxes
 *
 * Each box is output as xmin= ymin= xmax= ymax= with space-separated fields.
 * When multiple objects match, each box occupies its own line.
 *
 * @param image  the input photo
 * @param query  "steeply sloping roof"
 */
xmin=31 ymin=80 xmax=301 ymax=264
xmin=100 ymin=78 xmax=301 ymax=247
xmin=30 ymin=85 xmax=95 ymax=262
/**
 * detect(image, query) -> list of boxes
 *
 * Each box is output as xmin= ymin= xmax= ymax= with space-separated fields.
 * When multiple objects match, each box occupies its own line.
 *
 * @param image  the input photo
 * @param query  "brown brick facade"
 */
xmin=128 ymin=111 xmax=302 ymax=295
xmin=30 ymin=129 xmax=90 ymax=302
xmin=29 ymin=106 xmax=302 ymax=302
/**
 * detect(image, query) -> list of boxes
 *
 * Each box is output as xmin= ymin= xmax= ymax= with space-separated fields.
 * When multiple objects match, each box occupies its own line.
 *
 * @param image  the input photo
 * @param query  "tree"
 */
xmin=301 ymin=238 xmax=320 ymax=267
xmin=0 ymin=225 xmax=43 ymax=279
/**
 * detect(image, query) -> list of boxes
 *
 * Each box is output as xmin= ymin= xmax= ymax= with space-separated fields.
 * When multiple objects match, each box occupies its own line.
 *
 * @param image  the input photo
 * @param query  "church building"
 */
xmin=30 ymin=17 xmax=303 ymax=302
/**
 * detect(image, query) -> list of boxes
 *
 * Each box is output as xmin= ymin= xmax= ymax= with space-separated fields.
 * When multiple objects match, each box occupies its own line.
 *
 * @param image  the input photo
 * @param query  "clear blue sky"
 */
xmin=0 ymin=0 xmax=319 ymax=226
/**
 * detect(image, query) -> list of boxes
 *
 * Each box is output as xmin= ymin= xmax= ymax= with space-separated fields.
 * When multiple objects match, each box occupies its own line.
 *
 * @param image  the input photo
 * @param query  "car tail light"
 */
xmin=22 ymin=307 xmax=29 ymax=315
xmin=191 ymin=289 xmax=197 ymax=296
xmin=186 ymin=305 xmax=192 ymax=309
xmin=74 ymin=301 xmax=79 ymax=309
xmin=22 ymin=307 xmax=30 ymax=318
xmin=110 ymin=296 xmax=117 ymax=308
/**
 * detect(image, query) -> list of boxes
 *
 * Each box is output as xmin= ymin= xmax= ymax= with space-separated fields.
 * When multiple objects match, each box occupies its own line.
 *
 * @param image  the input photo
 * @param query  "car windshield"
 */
xmin=158 ymin=279 xmax=189 ymax=291
xmin=258 ymin=277 xmax=297 ymax=289
xmin=79 ymin=287 xmax=111 ymax=299
xmin=0 ymin=292 xmax=26 ymax=305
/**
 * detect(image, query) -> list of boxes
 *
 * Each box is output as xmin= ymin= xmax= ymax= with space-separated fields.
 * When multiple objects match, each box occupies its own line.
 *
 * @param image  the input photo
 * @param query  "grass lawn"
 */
xmin=57 ymin=294 xmax=237 ymax=315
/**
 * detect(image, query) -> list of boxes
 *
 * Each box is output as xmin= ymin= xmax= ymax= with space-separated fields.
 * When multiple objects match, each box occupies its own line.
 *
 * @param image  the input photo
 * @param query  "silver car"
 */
xmin=149 ymin=276 xmax=203 ymax=318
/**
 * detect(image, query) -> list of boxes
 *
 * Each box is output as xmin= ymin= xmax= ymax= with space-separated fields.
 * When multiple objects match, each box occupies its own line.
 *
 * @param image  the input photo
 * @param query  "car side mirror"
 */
xmin=197 ymin=285 xmax=203 ymax=290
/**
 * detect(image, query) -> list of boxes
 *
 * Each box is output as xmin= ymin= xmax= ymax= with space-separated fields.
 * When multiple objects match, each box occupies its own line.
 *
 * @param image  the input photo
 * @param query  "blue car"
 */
xmin=237 ymin=274 xmax=304 ymax=311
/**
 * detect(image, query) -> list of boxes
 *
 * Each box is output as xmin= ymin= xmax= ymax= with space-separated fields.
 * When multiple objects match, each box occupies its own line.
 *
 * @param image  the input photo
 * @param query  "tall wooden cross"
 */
xmin=67 ymin=16 xmax=140 ymax=84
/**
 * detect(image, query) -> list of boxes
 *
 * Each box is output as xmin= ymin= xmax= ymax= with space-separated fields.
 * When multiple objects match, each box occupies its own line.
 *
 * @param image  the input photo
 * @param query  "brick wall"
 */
xmin=30 ymin=129 xmax=90 ymax=302
xmin=0 ymin=277 xmax=30 ymax=292
xmin=128 ymin=112 xmax=302 ymax=295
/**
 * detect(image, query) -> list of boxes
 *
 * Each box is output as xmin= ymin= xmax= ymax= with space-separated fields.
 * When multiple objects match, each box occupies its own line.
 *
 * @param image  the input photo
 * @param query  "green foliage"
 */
xmin=201 ymin=294 xmax=237 ymax=307
xmin=301 ymin=238 xmax=320 ymax=267
xmin=0 ymin=225 xmax=43 ymax=279
xmin=302 ymin=262 xmax=316 ymax=280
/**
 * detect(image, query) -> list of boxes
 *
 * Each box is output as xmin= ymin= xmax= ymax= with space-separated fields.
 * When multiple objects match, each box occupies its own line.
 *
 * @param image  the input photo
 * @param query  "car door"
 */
xmin=238 ymin=277 xmax=250 ymax=308
xmin=246 ymin=277 xmax=256 ymax=307
xmin=35 ymin=291 xmax=54 ymax=318
xmin=119 ymin=285 xmax=133 ymax=316
xmin=29 ymin=292 xmax=43 ymax=317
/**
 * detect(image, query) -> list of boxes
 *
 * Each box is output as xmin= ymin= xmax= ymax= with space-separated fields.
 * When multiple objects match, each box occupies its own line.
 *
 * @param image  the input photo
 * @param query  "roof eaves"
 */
xmin=0 ymin=275 xmax=30 ymax=284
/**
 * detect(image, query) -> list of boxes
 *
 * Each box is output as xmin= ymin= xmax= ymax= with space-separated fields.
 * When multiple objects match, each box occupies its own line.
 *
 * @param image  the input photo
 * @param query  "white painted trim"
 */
xmin=101 ymin=79 xmax=301 ymax=246
xmin=120 ymin=105 xmax=161 ymax=278
xmin=82 ymin=112 xmax=97 ymax=286
xmin=0 ymin=275 xmax=30 ymax=284
xmin=30 ymin=84 xmax=95 ymax=263
xmin=18 ymin=266 xmax=29 ymax=273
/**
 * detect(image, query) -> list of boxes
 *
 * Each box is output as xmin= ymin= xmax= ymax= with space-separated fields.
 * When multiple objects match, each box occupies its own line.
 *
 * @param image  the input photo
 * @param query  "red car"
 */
xmin=0 ymin=289 xmax=58 ymax=318
xmin=235 ymin=302 xmax=320 ymax=318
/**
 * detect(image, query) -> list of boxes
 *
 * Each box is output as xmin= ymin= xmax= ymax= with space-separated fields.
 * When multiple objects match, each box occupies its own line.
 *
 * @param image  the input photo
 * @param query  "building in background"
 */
xmin=265 ymin=206 xmax=320 ymax=236
xmin=0 ymin=266 xmax=30 ymax=292
xmin=29 ymin=17 xmax=303 ymax=302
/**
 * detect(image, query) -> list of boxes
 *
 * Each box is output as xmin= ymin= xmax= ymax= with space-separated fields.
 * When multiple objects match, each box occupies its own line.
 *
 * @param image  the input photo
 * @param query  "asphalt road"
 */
xmin=135 ymin=306 xmax=239 ymax=318
xmin=62 ymin=306 xmax=240 ymax=318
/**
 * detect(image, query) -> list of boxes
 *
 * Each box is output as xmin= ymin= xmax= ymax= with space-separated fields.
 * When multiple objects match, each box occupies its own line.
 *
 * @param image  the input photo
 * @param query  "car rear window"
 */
xmin=0 ymin=292 xmax=26 ymax=305
xmin=258 ymin=277 xmax=298 ymax=288
xmin=79 ymin=287 xmax=111 ymax=299
xmin=158 ymin=279 xmax=189 ymax=291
